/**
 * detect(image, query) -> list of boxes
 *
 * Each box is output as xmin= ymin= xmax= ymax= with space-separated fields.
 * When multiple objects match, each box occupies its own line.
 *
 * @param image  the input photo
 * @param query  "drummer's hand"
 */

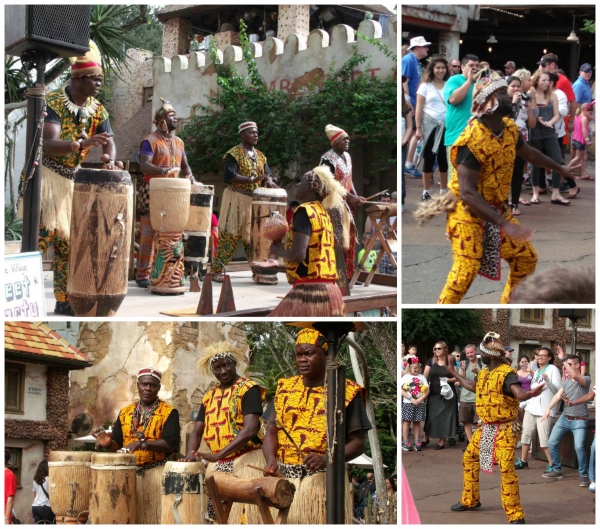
xmin=194 ymin=452 xmax=219 ymax=463
xmin=124 ymin=441 xmax=142 ymax=452
xmin=81 ymin=133 xmax=111 ymax=149
xmin=263 ymin=176 xmax=278 ymax=189
xmin=303 ymin=451 xmax=326 ymax=472
xmin=264 ymin=459 xmax=279 ymax=476
xmin=178 ymin=452 xmax=200 ymax=462
xmin=346 ymin=194 xmax=363 ymax=207
xmin=100 ymin=154 xmax=124 ymax=171
xmin=167 ymin=167 xmax=181 ymax=178
xmin=92 ymin=427 xmax=113 ymax=448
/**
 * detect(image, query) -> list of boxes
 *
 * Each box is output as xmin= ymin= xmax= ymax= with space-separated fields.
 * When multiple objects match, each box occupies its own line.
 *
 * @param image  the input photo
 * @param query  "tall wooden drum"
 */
xmin=251 ymin=188 xmax=288 ymax=284
xmin=148 ymin=177 xmax=191 ymax=294
xmin=184 ymin=184 xmax=214 ymax=282
xmin=67 ymin=169 xmax=133 ymax=316
xmin=161 ymin=461 xmax=207 ymax=524
xmin=89 ymin=453 xmax=137 ymax=524
xmin=48 ymin=451 xmax=92 ymax=525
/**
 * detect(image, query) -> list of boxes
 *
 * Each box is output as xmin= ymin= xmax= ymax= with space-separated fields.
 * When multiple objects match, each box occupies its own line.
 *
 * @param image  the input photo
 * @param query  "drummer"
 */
xmin=32 ymin=41 xmax=122 ymax=316
xmin=93 ymin=367 xmax=180 ymax=524
xmin=135 ymin=98 xmax=195 ymax=289
xmin=180 ymin=341 xmax=264 ymax=519
xmin=262 ymin=328 xmax=372 ymax=523
xmin=266 ymin=166 xmax=346 ymax=316
xmin=211 ymin=122 xmax=278 ymax=282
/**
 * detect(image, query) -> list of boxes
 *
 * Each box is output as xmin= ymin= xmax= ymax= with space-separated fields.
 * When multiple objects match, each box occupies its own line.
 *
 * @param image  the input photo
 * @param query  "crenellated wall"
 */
xmin=153 ymin=16 xmax=397 ymax=120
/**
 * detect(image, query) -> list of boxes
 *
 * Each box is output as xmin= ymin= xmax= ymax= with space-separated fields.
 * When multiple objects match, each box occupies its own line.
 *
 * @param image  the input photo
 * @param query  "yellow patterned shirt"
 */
xmin=202 ymin=377 xmax=265 ymax=459
xmin=272 ymin=375 xmax=365 ymax=465
xmin=224 ymin=145 xmax=267 ymax=194
xmin=284 ymin=202 xmax=338 ymax=284
xmin=44 ymin=87 xmax=110 ymax=168
xmin=475 ymin=364 xmax=520 ymax=424
xmin=450 ymin=117 xmax=520 ymax=206
xmin=117 ymin=401 xmax=177 ymax=466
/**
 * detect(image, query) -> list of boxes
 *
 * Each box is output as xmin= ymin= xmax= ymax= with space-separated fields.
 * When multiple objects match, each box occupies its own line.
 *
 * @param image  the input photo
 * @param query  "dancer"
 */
xmin=414 ymin=70 xmax=578 ymax=304
xmin=446 ymin=333 xmax=545 ymax=524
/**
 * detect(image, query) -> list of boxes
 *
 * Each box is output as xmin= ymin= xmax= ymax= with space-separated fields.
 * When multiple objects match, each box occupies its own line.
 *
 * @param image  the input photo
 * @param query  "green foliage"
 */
xmin=356 ymin=31 xmax=397 ymax=61
xmin=180 ymin=25 xmax=397 ymax=184
xmin=401 ymin=309 xmax=485 ymax=361
xmin=582 ymin=19 xmax=595 ymax=33
xmin=5 ymin=56 xmax=30 ymax=104
xmin=5 ymin=207 xmax=23 ymax=241
xmin=71 ymin=443 xmax=98 ymax=452
xmin=123 ymin=6 xmax=164 ymax=56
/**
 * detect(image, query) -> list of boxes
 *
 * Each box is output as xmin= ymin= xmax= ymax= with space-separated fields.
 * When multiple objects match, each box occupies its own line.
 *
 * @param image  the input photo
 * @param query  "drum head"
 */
xmin=75 ymin=168 xmax=132 ymax=185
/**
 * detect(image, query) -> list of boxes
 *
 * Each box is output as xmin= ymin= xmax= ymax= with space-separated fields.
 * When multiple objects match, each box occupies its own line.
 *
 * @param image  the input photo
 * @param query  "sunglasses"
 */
xmin=433 ymin=347 xmax=442 ymax=350
xmin=451 ymin=64 xmax=460 ymax=68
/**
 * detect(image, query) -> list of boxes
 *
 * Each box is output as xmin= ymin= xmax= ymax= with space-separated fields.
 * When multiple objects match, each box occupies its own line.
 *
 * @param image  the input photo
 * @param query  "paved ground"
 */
xmin=42 ymin=269 xmax=396 ymax=318
xmin=402 ymin=157 xmax=595 ymax=304
xmin=403 ymin=440 xmax=595 ymax=524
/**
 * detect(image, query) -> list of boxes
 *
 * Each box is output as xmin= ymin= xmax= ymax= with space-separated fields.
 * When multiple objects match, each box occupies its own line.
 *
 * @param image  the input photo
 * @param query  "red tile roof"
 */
xmin=5 ymin=322 xmax=91 ymax=366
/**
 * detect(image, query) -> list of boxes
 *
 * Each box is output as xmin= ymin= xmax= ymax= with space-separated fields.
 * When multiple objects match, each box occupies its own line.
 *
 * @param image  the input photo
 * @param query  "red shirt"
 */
xmin=5 ymin=468 xmax=17 ymax=509
xmin=557 ymin=74 xmax=575 ymax=103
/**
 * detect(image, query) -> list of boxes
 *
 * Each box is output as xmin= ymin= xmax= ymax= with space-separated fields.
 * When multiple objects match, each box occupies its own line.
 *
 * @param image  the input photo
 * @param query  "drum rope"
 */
xmin=324 ymin=355 xmax=342 ymax=464
xmin=21 ymin=84 xmax=47 ymax=193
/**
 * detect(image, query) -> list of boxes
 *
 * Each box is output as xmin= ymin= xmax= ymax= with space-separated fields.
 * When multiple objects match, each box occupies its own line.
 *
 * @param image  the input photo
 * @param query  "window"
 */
xmin=5 ymin=363 xmax=25 ymax=414
xmin=518 ymin=344 xmax=539 ymax=360
xmin=520 ymin=309 xmax=545 ymax=324
xmin=5 ymin=448 xmax=22 ymax=487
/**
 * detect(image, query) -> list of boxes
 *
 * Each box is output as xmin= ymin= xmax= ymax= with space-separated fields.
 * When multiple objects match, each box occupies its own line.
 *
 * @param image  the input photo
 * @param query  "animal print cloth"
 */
xmin=479 ymin=423 xmax=499 ymax=474
xmin=479 ymin=205 xmax=502 ymax=281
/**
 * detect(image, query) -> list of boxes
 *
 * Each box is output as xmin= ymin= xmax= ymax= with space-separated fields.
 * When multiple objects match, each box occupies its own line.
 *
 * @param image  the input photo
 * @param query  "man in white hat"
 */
xmin=402 ymin=36 xmax=430 ymax=179
xmin=504 ymin=61 xmax=516 ymax=79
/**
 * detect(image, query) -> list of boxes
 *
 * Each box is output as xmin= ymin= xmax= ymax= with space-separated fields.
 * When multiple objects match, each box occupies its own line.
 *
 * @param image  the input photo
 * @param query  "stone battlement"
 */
xmin=153 ymin=16 xmax=397 ymax=118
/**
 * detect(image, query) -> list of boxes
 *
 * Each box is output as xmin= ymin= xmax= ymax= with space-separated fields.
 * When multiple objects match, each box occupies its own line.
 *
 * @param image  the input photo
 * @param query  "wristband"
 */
xmin=161 ymin=167 xmax=168 ymax=176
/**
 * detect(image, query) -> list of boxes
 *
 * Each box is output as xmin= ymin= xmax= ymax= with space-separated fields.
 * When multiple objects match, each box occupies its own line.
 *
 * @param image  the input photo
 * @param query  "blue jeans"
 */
xmin=547 ymin=413 xmax=588 ymax=477
xmin=590 ymin=435 xmax=596 ymax=483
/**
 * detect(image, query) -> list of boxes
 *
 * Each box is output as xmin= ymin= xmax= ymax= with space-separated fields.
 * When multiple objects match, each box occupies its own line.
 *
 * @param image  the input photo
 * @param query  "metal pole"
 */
xmin=325 ymin=328 xmax=337 ymax=524
xmin=572 ymin=318 xmax=578 ymax=356
xmin=21 ymin=51 xmax=47 ymax=253
xmin=335 ymin=364 xmax=347 ymax=523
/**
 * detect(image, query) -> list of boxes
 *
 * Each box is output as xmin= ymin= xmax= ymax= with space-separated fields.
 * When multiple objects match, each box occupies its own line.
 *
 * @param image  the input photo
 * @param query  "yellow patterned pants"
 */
xmin=212 ymin=229 xmax=251 ymax=274
xmin=461 ymin=427 xmax=524 ymax=523
xmin=39 ymin=225 xmax=69 ymax=302
xmin=438 ymin=208 xmax=537 ymax=304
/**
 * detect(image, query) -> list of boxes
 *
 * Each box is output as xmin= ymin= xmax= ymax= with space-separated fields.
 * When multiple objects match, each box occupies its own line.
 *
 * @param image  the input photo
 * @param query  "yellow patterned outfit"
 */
xmin=34 ymin=87 xmax=110 ymax=302
xmin=438 ymin=117 xmax=537 ymax=304
xmin=270 ymin=201 xmax=344 ymax=316
xmin=461 ymin=364 xmax=524 ymax=523
xmin=212 ymin=145 xmax=268 ymax=273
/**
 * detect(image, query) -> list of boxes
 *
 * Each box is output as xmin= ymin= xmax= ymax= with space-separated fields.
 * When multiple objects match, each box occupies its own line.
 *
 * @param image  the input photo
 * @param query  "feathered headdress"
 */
xmin=196 ymin=341 xmax=248 ymax=377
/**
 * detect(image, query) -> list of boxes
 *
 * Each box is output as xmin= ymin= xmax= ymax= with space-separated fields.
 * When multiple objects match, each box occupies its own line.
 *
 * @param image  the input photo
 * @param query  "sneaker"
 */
xmin=402 ymin=204 xmax=407 ymax=214
xmin=405 ymin=166 xmax=422 ymax=178
xmin=589 ymin=481 xmax=595 ymax=492
xmin=542 ymin=469 xmax=563 ymax=479
xmin=422 ymin=191 xmax=431 ymax=201
xmin=401 ymin=441 xmax=412 ymax=452
xmin=514 ymin=459 xmax=528 ymax=470
xmin=414 ymin=441 xmax=423 ymax=452
xmin=545 ymin=464 xmax=553 ymax=474
xmin=580 ymin=477 xmax=591 ymax=487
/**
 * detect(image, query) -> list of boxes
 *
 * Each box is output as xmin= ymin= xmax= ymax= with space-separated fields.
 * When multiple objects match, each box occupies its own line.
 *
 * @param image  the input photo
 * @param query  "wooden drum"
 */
xmin=184 ymin=184 xmax=214 ymax=278
xmin=251 ymin=188 xmax=288 ymax=284
xmin=149 ymin=177 xmax=191 ymax=233
xmin=161 ymin=461 xmax=207 ymax=525
xmin=67 ymin=169 xmax=133 ymax=317
xmin=48 ymin=451 xmax=92 ymax=525
xmin=89 ymin=453 xmax=137 ymax=524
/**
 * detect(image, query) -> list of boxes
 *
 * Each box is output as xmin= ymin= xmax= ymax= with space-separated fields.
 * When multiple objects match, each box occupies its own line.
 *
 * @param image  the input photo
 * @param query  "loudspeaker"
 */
xmin=557 ymin=309 xmax=589 ymax=319
xmin=5 ymin=5 xmax=90 ymax=58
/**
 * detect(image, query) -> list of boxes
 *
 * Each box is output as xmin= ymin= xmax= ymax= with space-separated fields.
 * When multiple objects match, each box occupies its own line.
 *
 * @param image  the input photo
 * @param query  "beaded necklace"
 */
xmin=131 ymin=398 xmax=160 ymax=439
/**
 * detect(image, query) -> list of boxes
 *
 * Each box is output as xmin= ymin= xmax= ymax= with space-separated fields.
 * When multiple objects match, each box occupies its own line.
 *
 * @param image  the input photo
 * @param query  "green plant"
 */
xmin=5 ymin=56 xmax=30 ymax=104
xmin=5 ymin=207 xmax=23 ymax=241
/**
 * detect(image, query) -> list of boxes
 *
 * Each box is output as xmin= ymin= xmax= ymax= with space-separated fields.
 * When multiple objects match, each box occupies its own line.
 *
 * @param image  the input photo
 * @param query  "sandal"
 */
xmin=581 ymin=176 xmax=595 ymax=181
xmin=530 ymin=198 xmax=540 ymax=204
xmin=567 ymin=187 xmax=580 ymax=199
xmin=511 ymin=206 xmax=522 ymax=216
xmin=550 ymin=198 xmax=570 ymax=206
xmin=519 ymin=198 xmax=531 ymax=206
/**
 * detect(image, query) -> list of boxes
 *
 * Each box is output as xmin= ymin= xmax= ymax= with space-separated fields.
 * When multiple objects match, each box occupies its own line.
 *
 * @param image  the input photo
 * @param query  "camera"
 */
xmin=521 ymin=93 xmax=530 ymax=102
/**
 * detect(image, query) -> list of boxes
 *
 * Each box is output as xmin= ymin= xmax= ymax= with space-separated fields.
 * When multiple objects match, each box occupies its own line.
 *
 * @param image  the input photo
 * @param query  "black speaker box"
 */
xmin=557 ymin=309 xmax=589 ymax=319
xmin=5 ymin=5 xmax=90 ymax=58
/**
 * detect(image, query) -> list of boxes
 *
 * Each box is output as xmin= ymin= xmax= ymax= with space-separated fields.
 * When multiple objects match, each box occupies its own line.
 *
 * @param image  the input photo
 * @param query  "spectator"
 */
xmin=449 ymin=59 xmax=461 ymax=76
xmin=403 ymin=345 xmax=419 ymax=375
xmin=458 ymin=344 xmax=482 ymax=446
xmin=401 ymin=358 xmax=429 ymax=451
xmin=4 ymin=450 xmax=17 ymax=525
xmin=542 ymin=354 xmax=591 ymax=486
xmin=401 ymin=76 xmax=413 ymax=213
xmin=402 ymin=36 xmax=431 ymax=179
xmin=504 ymin=60 xmax=516 ymax=78
xmin=572 ymin=63 xmax=593 ymax=105
xmin=569 ymin=101 xmax=595 ymax=181
xmin=380 ymin=191 xmax=392 ymax=204
xmin=421 ymin=341 xmax=458 ymax=450
xmin=528 ymin=70 xmax=568 ymax=205
xmin=515 ymin=348 xmax=561 ymax=471
xmin=357 ymin=232 xmax=378 ymax=272
xmin=32 ymin=461 xmax=54 ymax=524
xmin=504 ymin=346 xmax=516 ymax=368
xmin=390 ymin=191 xmax=397 ymax=204
xmin=555 ymin=344 xmax=587 ymax=377
xmin=415 ymin=56 xmax=450 ymax=201
xmin=478 ymin=61 xmax=490 ymax=70
xmin=444 ymin=54 xmax=479 ymax=185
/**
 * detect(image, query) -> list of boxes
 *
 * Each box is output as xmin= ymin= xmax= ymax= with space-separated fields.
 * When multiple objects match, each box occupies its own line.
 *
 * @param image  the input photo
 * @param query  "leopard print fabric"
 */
xmin=278 ymin=462 xmax=325 ymax=479
xmin=42 ymin=156 xmax=80 ymax=180
xmin=479 ymin=423 xmax=499 ymax=474
xmin=478 ymin=205 xmax=502 ymax=280
xmin=206 ymin=460 xmax=235 ymax=521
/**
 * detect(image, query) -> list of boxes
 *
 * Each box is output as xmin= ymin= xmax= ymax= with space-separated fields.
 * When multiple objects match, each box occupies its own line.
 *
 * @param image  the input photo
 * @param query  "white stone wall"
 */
xmin=5 ymin=364 xmax=48 ymax=421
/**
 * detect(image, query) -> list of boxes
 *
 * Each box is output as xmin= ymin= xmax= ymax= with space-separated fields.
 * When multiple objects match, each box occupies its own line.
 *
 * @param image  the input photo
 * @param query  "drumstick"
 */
xmin=246 ymin=464 xmax=282 ymax=477
xmin=364 ymin=189 xmax=389 ymax=201
xmin=276 ymin=419 xmax=304 ymax=459
xmin=362 ymin=201 xmax=389 ymax=205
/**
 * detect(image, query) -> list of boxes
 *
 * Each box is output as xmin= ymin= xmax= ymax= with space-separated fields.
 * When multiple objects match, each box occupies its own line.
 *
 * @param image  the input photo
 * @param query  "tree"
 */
xmin=401 ymin=309 xmax=484 ymax=363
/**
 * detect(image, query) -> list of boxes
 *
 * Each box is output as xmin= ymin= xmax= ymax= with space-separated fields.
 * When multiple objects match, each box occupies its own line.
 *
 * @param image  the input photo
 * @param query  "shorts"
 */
xmin=571 ymin=139 xmax=586 ymax=151
xmin=521 ymin=409 xmax=552 ymax=447
xmin=402 ymin=402 xmax=426 ymax=422
xmin=459 ymin=401 xmax=478 ymax=424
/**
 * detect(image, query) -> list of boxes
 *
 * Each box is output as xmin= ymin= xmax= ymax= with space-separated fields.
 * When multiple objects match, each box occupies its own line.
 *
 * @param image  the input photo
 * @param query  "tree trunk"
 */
xmin=348 ymin=332 xmax=389 ymax=524
xmin=369 ymin=323 xmax=397 ymax=379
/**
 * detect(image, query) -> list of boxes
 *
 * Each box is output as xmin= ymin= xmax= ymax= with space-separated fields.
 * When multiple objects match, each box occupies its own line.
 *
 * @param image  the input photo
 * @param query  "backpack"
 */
xmin=358 ymin=481 xmax=372 ymax=503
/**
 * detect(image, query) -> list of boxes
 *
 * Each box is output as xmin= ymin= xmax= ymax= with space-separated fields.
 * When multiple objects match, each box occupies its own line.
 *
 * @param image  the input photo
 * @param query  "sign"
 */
xmin=4 ymin=251 xmax=46 ymax=317
xmin=28 ymin=386 xmax=42 ymax=396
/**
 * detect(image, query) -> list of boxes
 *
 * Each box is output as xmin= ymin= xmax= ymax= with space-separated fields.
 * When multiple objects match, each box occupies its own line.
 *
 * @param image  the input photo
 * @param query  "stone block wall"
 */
xmin=277 ymin=5 xmax=310 ymax=42
xmin=163 ymin=17 xmax=193 ymax=58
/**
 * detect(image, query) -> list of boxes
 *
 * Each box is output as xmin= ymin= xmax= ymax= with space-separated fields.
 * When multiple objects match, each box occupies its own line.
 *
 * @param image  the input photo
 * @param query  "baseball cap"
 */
xmin=407 ymin=36 xmax=431 ymax=50
xmin=537 ymin=53 xmax=558 ymax=66
xmin=504 ymin=346 xmax=514 ymax=352
xmin=504 ymin=61 xmax=516 ymax=68
xmin=580 ymin=63 xmax=593 ymax=73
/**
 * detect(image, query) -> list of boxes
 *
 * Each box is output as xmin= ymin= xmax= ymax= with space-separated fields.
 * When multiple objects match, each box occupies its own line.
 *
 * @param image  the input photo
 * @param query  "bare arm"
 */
xmin=415 ymin=94 xmax=425 ymax=140
xmin=262 ymin=422 xmax=280 ymax=475
xmin=43 ymin=122 xmax=110 ymax=155
xmin=510 ymin=381 xmax=545 ymax=401
xmin=445 ymin=362 xmax=476 ymax=392
xmin=564 ymin=390 xmax=595 ymax=407
xmin=564 ymin=361 xmax=586 ymax=386
xmin=5 ymin=496 xmax=15 ymax=523
xmin=541 ymin=388 xmax=564 ymax=421
xmin=516 ymin=141 xmax=576 ymax=180
xmin=402 ymin=110 xmax=413 ymax=146
xmin=269 ymin=231 xmax=309 ymax=263
xmin=448 ymin=72 xmax=475 ymax=105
